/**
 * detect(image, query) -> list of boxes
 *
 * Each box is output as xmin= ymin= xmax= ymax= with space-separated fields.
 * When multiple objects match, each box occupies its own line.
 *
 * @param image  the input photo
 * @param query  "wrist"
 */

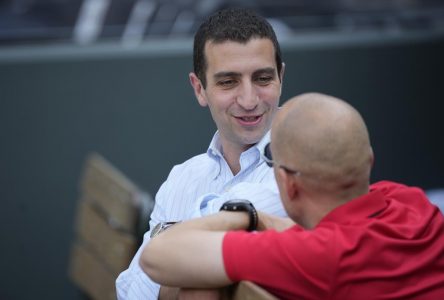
xmin=219 ymin=199 xmax=258 ymax=231
xmin=218 ymin=210 xmax=250 ymax=230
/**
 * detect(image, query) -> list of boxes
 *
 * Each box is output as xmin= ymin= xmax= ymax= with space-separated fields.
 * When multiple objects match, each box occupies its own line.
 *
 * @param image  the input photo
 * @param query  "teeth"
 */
xmin=241 ymin=116 xmax=258 ymax=121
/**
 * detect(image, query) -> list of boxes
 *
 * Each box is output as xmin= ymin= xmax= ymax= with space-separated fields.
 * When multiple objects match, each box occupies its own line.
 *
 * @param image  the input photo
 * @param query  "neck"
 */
xmin=223 ymin=152 xmax=241 ymax=175
xmin=301 ymin=183 xmax=370 ymax=229
xmin=221 ymin=142 xmax=254 ymax=176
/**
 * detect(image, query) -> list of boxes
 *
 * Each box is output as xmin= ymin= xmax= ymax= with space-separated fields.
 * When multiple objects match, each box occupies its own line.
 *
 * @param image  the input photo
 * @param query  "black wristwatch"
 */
xmin=220 ymin=199 xmax=258 ymax=231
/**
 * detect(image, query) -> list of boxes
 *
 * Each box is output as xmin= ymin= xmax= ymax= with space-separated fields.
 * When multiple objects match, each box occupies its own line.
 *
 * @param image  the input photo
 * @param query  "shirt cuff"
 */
xmin=188 ymin=193 xmax=220 ymax=218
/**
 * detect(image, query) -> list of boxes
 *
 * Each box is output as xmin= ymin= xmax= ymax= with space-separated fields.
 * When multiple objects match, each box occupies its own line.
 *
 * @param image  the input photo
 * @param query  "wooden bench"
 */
xmin=222 ymin=281 xmax=279 ymax=300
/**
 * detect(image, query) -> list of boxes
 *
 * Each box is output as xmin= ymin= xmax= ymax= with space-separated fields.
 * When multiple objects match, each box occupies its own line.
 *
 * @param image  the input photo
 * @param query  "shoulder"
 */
xmin=167 ymin=153 xmax=215 ymax=177
xmin=153 ymin=153 xmax=218 ymax=217
xmin=371 ymin=180 xmax=428 ymax=201
xmin=158 ymin=152 xmax=218 ymax=192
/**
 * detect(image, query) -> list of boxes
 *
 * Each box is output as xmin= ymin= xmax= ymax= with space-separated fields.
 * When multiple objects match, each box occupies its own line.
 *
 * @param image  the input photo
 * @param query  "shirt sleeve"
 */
xmin=222 ymin=227 xmax=334 ymax=299
xmin=223 ymin=229 xmax=293 ymax=283
xmin=115 ymin=177 xmax=172 ymax=299
xmin=115 ymin=237 xmax=160 ymax=299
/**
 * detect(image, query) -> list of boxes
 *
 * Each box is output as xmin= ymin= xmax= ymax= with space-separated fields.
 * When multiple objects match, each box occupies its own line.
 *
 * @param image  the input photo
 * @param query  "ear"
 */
xmin=277 ymin=62 xmax=285 ymax=97
xmin=189 ymin=72 xmax=208 ymax=107
xmin=277 ymin=167 xmax=298 ymax=201
xmin=279 ymin=62 xmax=286 ymax=82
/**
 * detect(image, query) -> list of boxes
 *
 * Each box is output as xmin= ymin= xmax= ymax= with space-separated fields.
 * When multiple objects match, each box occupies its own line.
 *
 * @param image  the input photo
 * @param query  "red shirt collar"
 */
xmin=318 ymin=186 xmax=388 ymax=226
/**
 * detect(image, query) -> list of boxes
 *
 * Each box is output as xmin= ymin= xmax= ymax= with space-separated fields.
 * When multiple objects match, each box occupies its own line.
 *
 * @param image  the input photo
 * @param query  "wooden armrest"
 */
xmin=221 ymin=281 xmax=279 ymax=300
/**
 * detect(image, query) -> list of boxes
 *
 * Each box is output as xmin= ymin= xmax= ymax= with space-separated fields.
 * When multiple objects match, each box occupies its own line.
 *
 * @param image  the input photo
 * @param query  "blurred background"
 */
xmin=1 ymin=0 xmax=443 ymax=299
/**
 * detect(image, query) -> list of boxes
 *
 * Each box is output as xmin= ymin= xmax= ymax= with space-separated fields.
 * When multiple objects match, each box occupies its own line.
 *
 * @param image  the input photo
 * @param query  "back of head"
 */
xmin=272 ymin=93 xmax=373 ymax=199
xmin=193 ymin=8 xmax=282 ymax=88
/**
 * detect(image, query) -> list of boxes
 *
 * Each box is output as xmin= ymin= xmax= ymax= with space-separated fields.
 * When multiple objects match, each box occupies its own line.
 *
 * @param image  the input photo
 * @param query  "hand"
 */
xmin=257 ymin=211 xmax=296 ymax=231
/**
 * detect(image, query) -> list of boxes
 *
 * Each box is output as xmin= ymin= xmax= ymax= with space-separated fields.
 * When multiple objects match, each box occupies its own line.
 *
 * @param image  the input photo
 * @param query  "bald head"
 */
xmin=271 ymin=93 xmax=373 ymax=196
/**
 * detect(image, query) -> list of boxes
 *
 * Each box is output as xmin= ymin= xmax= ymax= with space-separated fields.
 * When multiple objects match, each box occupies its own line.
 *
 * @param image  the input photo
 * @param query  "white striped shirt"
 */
xmin=115 ymin=131 xmax=286 ymax=299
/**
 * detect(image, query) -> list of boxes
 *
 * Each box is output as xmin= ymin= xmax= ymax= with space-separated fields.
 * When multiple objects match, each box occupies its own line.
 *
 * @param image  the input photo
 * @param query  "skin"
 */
xmin=142 ymin=211 xmax=294 ymax=289
xmin=145 ymin=93 xmax=374 ymax=295
xmin=271 ymin=93 xmax=373 ymax=228
xmin=190 ymin=38 xmax=284 ymax=174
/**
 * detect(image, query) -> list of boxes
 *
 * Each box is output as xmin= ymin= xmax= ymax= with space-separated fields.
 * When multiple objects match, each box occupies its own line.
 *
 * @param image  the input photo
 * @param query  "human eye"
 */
xmin=217 ymin=79 xmax=237 ymax=88
xmin=255 ymin=75 xmax=273 ymax=85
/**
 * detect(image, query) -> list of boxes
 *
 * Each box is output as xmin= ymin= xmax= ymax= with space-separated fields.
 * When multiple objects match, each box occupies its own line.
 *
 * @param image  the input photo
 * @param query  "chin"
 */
xmin=240 ymin=133 xmax=264 ymax=146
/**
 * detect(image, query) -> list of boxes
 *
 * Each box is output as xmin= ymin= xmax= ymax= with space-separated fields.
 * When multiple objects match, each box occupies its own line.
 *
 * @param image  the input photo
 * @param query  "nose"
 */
xmin=236 ymin=82 xmax=259 ymax=110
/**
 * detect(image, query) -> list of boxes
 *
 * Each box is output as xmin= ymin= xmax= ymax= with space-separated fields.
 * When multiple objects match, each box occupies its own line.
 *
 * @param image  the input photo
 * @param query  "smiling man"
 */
xmin=116 ymin=8 xmax=286 ymax=299
xmin=190 ymin=36 xmax=283 ymax=174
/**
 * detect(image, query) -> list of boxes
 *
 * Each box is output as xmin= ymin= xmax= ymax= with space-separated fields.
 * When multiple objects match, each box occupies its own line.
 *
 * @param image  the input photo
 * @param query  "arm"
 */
xmin=140 ymin=211 xmax=250 ymax=288
xmin=116 ymin=179 xmax=174 ymax=299
xmin=115 ymin=210 xmax=163 ymax=299
xmin=257 ymin=211 xmax=296 ymax=231
xmin=177 ymin=288 xmax=223 ymax=300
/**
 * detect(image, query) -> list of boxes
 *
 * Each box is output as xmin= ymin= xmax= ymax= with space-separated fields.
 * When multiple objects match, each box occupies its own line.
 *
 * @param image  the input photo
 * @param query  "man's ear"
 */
xmin=277 ymin=62 xmax=285 ymax=97
xmin=189 ymin=72 xmax=208 ymax=107
xmin=279 ymin=62 xmax=286 ymax=83
xmin=369 ymin=147 xmax=375 ymax=168
xmin=277 ymin=167 xmax=298 ymax=201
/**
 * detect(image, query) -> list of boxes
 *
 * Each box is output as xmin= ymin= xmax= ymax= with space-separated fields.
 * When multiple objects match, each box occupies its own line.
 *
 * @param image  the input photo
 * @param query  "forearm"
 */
xmin=159 ymin=286 xmax=179 ymax=300
xmin=257 ymin=211 xmax=296 ymax=231
xmin=150 ymin=210 xmax=249 ymax=238
xmin=140 ymin=212 xmax=248 ymax=288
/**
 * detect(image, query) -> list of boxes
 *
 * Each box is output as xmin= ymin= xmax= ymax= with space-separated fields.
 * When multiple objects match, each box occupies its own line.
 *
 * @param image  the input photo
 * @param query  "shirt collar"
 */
xmin=255 ymin=130 xmax=271 ymax=158
xmin=206 ymin=130 xmax=271 ymax=178
xmin=318 ymin=187 xmax=388 ymax=226
xmin=207 ymin=130 xmax=270 ymax=158
xmin=207 ymin=131 xmax=223 ymax=159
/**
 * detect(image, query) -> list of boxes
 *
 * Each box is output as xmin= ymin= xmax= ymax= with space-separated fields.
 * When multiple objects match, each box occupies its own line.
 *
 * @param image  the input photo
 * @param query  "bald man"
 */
xmin=140 ymin=93 xmax=444 ymax=300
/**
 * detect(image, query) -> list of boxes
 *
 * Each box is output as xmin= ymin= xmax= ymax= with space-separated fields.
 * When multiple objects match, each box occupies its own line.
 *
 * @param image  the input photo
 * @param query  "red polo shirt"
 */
xmin=223 ymin=181 xmax=444 ymax=300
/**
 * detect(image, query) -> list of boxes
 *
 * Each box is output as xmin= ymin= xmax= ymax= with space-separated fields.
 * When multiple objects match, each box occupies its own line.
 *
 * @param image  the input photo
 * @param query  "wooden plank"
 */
xmin=222 ymin=281 xmax=279 ymax=300
xmin=74 ymin=199 xmax=137 ymax=276
xmin=68 ymin=241 xmax=116 ymax=300
xmin=79 ymin=152 xmax=144 ymax=233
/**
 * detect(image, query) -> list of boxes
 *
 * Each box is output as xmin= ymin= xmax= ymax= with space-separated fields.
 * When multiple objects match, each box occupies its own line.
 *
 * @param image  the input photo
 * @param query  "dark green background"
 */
xmin=1 ymin=31 xmax=443 ymax=298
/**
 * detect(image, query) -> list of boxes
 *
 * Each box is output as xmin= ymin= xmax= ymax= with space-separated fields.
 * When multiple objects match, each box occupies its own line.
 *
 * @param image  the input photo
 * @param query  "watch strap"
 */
xmin=220 ymin=199 xmax=258 ymax=231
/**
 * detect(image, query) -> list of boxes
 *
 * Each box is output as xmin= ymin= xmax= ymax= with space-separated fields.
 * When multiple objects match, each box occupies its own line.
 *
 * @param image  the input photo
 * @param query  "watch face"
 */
xmin=220 ymin=199 xmax=258 ymax=231
xmin=221 ymin=199 xmax=253 ymax=211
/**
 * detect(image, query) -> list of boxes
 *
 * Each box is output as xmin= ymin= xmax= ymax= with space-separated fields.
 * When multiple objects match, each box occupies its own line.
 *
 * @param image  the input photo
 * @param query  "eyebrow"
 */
xmin=252 ymin=67 xmax=276 ymax=77
xmin=213 ymin=67 xmax=277 ymax=81
xmin=213 ymin=71 xmax=241 ymax=81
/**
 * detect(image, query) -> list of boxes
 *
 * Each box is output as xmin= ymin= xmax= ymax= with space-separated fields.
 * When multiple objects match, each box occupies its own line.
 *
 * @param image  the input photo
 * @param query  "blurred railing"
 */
xmin=1 ymin=0 xmax=444 ymax=46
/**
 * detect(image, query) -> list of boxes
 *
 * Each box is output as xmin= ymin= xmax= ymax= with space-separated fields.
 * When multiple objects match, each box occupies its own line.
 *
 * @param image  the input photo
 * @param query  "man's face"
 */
xmin=191 ymin=38 xmax=283 ymax=153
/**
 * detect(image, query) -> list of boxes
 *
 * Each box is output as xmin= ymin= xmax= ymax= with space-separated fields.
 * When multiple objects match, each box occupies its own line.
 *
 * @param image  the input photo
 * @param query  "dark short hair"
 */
xmin=193 ymin=8 xmax=283 ymax=88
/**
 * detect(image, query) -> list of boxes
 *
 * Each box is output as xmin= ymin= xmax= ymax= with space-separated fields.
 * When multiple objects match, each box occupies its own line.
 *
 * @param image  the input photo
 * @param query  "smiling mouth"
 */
xmin=235 ymin=115 xmax=263 ymax=125
xmin=239 ymin=116 xmax=260 ymax=122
